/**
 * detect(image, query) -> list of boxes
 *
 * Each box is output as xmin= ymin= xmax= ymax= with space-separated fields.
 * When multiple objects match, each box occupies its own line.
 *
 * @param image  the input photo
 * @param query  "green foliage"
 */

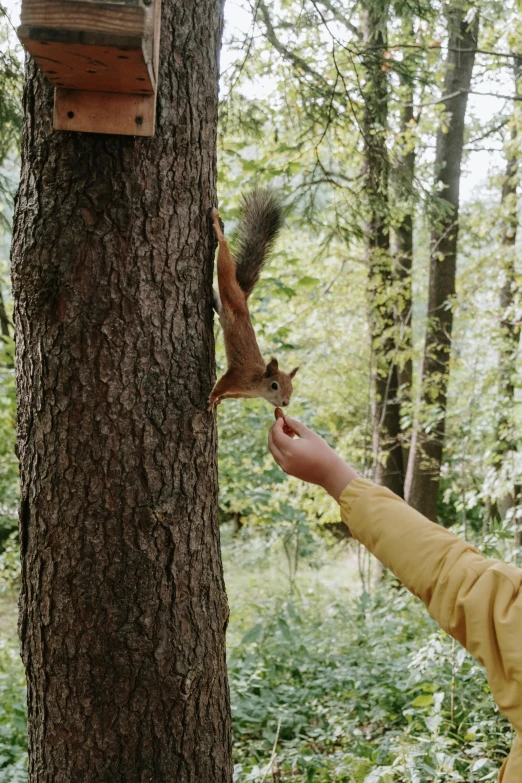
xmin=0 ymin=10 xmax=20 ymax=567
xmin=0 ymin=7 xmax=22 ymax=227
xmin=224 ymin=534 xmax=510 ymax=782
xmin=0 ymin=533 xmax=19 ymax=594
xmin=0 ymin=334 xmax=17 ymax=550
xmin=0 ymin=8 xmax=20 ymax=564
xmin=0 ymin=637 xmax=26 ymax=783
xmin=0 ymin=10 xmax=22 ymax=149
xmin=0 ymin=245 xmax=18 ymax=562
xmin=217 ymin=0 xmax=522 ymax=539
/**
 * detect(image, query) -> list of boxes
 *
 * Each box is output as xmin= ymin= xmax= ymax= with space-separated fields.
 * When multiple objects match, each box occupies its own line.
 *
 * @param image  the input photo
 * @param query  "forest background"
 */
xmin=0 ymin=0 xmax=521 ymax=780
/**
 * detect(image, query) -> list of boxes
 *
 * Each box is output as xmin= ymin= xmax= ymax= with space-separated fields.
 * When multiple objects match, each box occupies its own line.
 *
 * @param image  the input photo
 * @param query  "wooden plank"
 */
xmin=66 ymin=0 xmax=140 ymax=6
xmin=19 ymin=34 xmax=155 ymax=94
xmin=18 ymin=26 xmax=144 ymax=48
xmin=54 ymin=88 xmax=156 ymax=135
xmin=20 ymin=0 xmax=147 ymax=37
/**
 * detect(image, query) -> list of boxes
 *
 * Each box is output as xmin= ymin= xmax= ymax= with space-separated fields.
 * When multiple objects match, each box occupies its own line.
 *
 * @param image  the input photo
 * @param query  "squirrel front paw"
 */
xmin=207 ymin=395 xmax=222 ymax=412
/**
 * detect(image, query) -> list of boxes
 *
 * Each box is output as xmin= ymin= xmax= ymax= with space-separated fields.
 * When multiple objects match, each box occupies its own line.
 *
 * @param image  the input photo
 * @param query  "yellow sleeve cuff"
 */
xmin=338 ymin=477 xmax=376 ymax=526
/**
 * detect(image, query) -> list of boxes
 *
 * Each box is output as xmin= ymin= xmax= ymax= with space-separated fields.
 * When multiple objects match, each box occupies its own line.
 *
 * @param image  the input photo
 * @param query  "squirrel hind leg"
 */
xmin=211 ymin=207 xmax=226 ymax=243
xmin=212 ymin=287 xmax=222 ymax=315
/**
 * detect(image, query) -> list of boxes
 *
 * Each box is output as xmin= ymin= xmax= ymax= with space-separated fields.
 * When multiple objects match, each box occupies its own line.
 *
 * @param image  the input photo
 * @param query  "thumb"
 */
xmin=281 ymin=415 xmax=311 ymax=439
xmin=271 ymin=417 xmax=293 ymax=450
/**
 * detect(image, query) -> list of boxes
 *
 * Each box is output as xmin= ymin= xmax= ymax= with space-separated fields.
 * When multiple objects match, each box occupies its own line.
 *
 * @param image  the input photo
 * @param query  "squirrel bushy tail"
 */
xmin=232 ymin=188 xmax=285 ymax=298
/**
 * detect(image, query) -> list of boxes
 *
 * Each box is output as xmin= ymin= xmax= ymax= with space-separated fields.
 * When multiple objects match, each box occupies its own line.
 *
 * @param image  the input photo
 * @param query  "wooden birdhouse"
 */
xmin=17 ymin=0 xmax=162 ymax=136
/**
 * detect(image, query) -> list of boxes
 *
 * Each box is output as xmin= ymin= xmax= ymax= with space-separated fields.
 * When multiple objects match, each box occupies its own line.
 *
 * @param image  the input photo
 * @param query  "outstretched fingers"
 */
xmin=280 ymin=415 xmax=309 ymax=438
xmin=275 ymin=407 xmax=297 ymax=436
xmin=270 ymin=418 xmax=294 ymax=453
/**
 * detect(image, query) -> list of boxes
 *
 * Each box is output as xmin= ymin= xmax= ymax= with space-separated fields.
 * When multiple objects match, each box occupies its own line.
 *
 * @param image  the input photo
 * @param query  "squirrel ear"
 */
xmin=265 ymin=358 xmax=279 ymax=377
xmin=289 ymin=366 xmax=299 ymax=378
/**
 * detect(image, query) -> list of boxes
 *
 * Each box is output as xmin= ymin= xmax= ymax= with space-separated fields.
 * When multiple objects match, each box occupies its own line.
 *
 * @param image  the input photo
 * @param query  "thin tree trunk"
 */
xmin=362 ymin=2 xmax=404 ymax=498
xmin=11 ymin=0 xmax=232 ymax=780
xmin=495 ymin=60 xmax=521 ymax=536
xmin=405 ymin=7 xmax=479 ymax=520
xmin=393 ymin=35 xmax=416 ymax=473
xmin=497 ymin=143 xmax=519 ymax=522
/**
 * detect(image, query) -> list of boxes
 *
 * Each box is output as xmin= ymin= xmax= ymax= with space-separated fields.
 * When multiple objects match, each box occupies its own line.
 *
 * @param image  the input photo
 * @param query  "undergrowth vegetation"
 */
xmin=225 ymin=529 xmax=511 ymax=783
xmin=0 ymin=597 xmax=25 ymax=783
xmin=0 ymin=525 xmax=512 ymax=783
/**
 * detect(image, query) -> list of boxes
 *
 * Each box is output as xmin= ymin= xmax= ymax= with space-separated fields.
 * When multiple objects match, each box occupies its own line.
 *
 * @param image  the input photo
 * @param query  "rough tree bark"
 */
xmin=405 ymin=6 xmax=479 ymax=521
xmin=10 ymin=0 xmax=231 ymax=781
xmin=361 ymin=1 xmax=404 ymax=498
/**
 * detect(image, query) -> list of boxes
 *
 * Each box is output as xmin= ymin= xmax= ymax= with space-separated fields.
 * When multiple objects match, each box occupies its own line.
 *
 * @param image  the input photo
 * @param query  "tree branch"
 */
xmin=364 ymin=42 xmax=522 ymax=61
xmin=257 ymin=0 xmax=330 ymax=86
xmin=315 ymin=0 xmax=362 ymax=40
xmin=406 ymin=89 xmax=522 ymax=109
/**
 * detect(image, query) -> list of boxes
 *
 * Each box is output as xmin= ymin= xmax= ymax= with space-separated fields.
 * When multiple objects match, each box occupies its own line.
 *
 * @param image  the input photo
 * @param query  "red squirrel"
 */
xmin=208 ymin=189 xmax=298 ymax=410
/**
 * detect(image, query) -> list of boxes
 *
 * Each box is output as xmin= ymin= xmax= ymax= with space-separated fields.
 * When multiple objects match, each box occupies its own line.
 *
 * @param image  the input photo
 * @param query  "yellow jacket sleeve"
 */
xmin=339 ymin=478 xmax=522 ymax=742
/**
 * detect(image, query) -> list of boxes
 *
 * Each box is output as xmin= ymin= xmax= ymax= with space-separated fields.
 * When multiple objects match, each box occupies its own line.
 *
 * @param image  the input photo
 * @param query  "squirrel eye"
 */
xmin=271 ymin=382 xmax=279 ymax=391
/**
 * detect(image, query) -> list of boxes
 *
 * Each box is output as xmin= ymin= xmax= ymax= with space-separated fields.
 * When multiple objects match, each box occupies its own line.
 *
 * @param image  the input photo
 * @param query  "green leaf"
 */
xmin=411 ymin=694 xmax=434 ymax=708
xmin=277 ymin=618 xmax=292 ymax=641
xmin=297 ymin=276 xmax=320 ymax=289
xmin=241 ymin=623 xmax=264 ymax=645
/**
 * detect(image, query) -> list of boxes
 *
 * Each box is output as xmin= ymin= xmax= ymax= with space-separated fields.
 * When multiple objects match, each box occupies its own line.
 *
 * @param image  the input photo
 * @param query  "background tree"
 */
xmin=392 ymin=17 xmax=417 ymax=473
xmin=360 ymin=0 xmax=405 ymax=496
xmin=10 ymin=0 xmax=232 ymax=780
xmin=237 ymin=0 xmax=442 ymax=497
xmin=406 ymin=4 xmax=479 ymax=520
xmin=493 ymin=57 xmax=521 ymax=534
xmin=218 ymin=0 xmax=521 ymax=530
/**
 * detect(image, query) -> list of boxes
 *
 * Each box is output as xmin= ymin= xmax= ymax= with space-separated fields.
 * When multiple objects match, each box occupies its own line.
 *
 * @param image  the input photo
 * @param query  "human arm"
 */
xmin=267 ymin=415 xmax=358 ymax=500
xmin=268 ymin=415 xmax=522 ymax=736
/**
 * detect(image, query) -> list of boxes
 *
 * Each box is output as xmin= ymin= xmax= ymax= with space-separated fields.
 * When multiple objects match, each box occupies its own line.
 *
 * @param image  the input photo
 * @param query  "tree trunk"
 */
xmin=393 ymin=34 xmax=416 ymax=473
xmin=497 ymin=143 xmax=519 ymax=522
xmin=362 ymin=3 xmax=404 ymax=498
xmin=11 ymin=0 xmax=231 ymax=780
xmin=495 ymin=60 xmax=521 ymax=537
xmin=405 ymin=7 xmax=479 ymax=521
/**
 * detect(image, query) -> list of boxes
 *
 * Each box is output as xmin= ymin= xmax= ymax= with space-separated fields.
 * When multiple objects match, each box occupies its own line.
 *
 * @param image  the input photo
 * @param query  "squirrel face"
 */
xmin=261 ymin=359 xmax=299 ymax=408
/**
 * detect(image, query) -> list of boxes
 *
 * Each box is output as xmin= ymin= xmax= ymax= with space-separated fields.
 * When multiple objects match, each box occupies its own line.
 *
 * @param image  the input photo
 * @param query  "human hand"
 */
xmin=268 ymin=411 xmax=359 ymax=501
